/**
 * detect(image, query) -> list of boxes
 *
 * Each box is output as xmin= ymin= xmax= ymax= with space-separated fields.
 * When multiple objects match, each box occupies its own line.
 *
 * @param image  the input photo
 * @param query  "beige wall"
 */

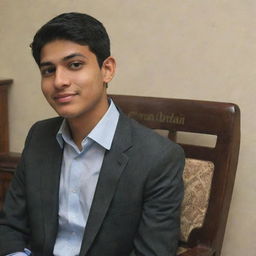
xmin=0 ymin=0 xmax=255 ymax=255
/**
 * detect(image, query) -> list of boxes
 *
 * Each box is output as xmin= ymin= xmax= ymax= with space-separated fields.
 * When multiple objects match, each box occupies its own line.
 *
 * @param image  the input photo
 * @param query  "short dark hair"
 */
xmin=31 ymin=12 xmax=110 ymax=67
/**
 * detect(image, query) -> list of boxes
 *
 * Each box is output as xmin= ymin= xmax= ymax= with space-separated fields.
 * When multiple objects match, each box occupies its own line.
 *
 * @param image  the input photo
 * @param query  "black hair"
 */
xmin=31 ymin=12 xmax=110 ymax=67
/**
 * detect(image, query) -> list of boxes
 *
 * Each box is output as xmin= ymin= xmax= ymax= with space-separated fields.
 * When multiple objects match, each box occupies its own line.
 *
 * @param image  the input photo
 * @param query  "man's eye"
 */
xmin=41 ymin=67 xmax=55 ymax=76
xmin=69 ymin=62 xmax=83 ymax=70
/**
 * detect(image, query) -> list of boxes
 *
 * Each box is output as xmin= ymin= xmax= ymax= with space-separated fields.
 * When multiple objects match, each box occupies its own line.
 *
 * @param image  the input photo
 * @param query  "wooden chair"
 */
xmin=0 ymin=94 xmax=240 ymax=256
xmin=110 ymin=94 xmax=240 ymax=256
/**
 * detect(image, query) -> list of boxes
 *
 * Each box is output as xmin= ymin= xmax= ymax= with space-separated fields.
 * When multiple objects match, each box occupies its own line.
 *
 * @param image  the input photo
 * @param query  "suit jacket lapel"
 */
xmin=79 ymin=113 xmax=133 ymax=255
xmin=39 ymin=119 xmax=63 ymax=253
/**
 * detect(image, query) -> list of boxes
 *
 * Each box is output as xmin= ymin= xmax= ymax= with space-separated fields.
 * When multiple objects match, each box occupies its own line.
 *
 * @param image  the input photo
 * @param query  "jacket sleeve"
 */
xmin=130 ymin=143 xmax=185 ymax=256
xmin=0 ymin=126 xmax=35 ymax=256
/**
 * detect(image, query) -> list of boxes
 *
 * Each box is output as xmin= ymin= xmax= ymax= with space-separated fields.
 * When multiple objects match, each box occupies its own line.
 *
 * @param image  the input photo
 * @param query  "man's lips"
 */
xmin=53 ymin=93 xmax=78 ymax=103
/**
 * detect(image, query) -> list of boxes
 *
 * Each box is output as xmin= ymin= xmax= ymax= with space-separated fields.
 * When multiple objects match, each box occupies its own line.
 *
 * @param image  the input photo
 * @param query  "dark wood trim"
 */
xmin=0 ymin=79 xmax=13 ymax=153
xmin=0 ymin=79 xmax=13 ymax=86
xmin=0 ymin=152 xmax=21 ymax=170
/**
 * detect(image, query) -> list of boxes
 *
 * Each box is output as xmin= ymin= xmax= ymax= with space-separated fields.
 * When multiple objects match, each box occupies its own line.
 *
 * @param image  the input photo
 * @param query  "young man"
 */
xmin=0 ymin=13 xmax=184 ymax=256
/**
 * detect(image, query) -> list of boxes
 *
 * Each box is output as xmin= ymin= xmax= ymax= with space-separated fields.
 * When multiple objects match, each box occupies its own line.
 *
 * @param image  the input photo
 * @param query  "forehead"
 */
xmin=40 ymin=40 xmax=95 ymax=63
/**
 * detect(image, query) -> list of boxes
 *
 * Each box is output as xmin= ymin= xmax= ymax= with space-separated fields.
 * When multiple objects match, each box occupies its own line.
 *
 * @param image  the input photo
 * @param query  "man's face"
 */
xmin=40 ymin=40 xmax=115 ymax=122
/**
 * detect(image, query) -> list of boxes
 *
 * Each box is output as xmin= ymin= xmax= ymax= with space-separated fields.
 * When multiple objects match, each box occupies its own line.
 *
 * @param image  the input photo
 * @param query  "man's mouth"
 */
xmin=53 ymin=93 xmax=78 ymax=103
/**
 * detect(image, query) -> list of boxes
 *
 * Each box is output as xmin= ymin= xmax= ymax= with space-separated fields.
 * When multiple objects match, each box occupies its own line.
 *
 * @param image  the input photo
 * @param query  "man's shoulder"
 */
xmin=33 ymin=116 xmax=63 ymax=127
xmin=28 ymin=116 xmax=63 ymax=138
xmin=123 ymin=113 xmax=183 ymax=155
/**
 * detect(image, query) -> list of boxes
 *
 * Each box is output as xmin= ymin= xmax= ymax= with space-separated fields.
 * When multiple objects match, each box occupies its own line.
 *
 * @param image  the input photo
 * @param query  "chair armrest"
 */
xmin=178 ymin=246 xmax=214 ymax=256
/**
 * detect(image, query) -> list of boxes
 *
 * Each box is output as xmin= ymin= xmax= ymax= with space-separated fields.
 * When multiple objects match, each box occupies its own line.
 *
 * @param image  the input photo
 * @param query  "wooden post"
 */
xmin=0 ymin=79 xmax=13 ymax=153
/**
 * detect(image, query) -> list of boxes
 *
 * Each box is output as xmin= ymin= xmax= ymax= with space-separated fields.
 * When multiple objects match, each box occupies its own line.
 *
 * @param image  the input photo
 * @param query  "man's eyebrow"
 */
xmin=63 ymin=53 xmax=86 ymax=61
xmin=39 ymin=61 xmax=53 ymax=68
xmin=39 ymin=53 xmax=87 ymax=68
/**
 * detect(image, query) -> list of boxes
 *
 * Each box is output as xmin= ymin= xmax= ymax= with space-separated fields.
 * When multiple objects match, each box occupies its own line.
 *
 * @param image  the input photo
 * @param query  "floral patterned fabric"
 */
xmin=176 ymin=246 xmax=188 ymax=255
xmin=180 ymin=158 xmax=214 ymax=242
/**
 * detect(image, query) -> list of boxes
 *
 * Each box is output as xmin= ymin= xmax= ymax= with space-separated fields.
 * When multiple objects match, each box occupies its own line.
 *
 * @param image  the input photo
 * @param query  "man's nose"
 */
xmin=54 ymin=67 xmax=71 ymax=89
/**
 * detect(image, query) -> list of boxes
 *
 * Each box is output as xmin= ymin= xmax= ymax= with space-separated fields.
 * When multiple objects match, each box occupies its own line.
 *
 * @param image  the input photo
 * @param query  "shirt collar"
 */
xmin=56 ymin=99 xmax=120 ymax=151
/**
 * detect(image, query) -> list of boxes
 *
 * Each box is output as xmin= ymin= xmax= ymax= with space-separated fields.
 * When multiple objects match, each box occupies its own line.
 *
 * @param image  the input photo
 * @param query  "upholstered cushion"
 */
xmin=180 ymin=158 xmax=214 ymax=242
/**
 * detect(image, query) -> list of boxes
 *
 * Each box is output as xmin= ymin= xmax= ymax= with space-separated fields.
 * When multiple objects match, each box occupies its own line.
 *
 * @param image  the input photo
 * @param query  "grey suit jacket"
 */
xmin=0 ymin=111 xmax=184 ymax=256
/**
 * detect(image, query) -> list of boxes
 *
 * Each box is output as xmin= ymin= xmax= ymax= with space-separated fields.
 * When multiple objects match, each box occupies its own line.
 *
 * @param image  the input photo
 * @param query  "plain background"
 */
xmin=0 ymin=1 xmax=255 ymax=255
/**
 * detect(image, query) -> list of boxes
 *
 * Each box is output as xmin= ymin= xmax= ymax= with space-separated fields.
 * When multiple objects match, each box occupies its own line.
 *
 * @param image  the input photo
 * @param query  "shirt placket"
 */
xmin=66 ymin=140 xmax=91 ymax=252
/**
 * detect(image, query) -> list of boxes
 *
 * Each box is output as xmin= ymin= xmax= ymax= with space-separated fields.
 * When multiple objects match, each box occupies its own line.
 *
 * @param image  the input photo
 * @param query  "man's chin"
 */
xmin=57 ymin=111 xmax=77 ymax=119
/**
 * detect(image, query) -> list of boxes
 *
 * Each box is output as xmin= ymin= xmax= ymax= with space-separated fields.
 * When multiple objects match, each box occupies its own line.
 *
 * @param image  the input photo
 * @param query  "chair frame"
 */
xmin=110 ymin=94 xmax=240 ymax=256
xmin=0 ymin=94 xmax=240 ymax=256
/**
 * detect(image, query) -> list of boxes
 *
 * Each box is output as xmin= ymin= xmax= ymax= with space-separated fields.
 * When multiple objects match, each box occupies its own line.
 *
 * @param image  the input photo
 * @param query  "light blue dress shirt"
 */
xmin=8 ymin=100 xmax=119 ymax=256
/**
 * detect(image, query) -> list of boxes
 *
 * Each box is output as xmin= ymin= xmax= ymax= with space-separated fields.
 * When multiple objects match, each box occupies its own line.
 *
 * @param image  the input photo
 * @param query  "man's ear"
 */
xmin=101 ymin=56 xmax=116 ymax=84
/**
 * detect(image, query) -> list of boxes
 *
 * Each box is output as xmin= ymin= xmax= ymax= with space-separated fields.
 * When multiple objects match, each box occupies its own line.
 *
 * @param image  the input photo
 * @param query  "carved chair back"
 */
xmin=0 ymin=94 xmax=240 ymax=256
xmin=110 ymin=94 xmax=240 ymax=256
